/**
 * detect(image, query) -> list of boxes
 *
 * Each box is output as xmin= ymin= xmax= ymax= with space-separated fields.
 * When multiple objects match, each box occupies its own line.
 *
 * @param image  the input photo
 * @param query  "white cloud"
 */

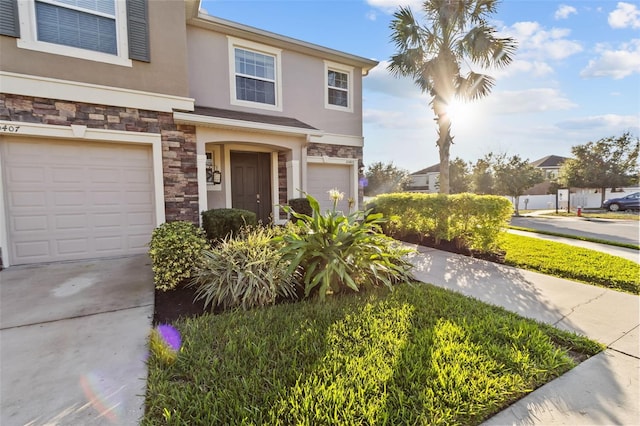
xmin=608 ymin=2 xmax=640 ymax=29
xmin=365 ymin=0 xmax=420 ymax=13
xmin=556 ymin=114 xmax=640 ymax=131
xmin=366 ymin=10 xmax=378 ymax=21
xmin=503 ymin=22 xmax=583 ymax=61
xmin=580 ymin=39 xmax=640 ymax=79
xmin=489 ymin=59 xmax=554 ymax=78
xmin=480 ymin=88 xmax=577 ymax=115
xmin=555 ymin=4 xmax=577 ymax=20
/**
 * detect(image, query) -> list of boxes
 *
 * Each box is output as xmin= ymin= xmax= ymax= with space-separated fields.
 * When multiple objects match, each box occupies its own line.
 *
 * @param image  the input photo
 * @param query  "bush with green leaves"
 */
xmin=148 ymin=221 xmax=209 ymax=291
xmin=277 ymin=191 xmax=414 ymax=300
xmin=370 ymin=192 xmax=512 ymax=252
xmin=190 ymin=226 xmax=298 ymax=311
xmin=288 ymin=197 xmax=313 ymax=221
xmin=201 ymin=208 xmax=257 ymax=242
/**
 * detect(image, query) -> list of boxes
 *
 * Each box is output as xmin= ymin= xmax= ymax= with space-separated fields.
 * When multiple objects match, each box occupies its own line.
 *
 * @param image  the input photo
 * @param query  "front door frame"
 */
xmin=223 ymin=144 xmax=281 ymax=224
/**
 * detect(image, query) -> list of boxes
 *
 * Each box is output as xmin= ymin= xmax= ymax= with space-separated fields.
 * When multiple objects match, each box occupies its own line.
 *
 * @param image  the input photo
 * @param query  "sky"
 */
xmin=200 ymin=0 xmax=640 ymax=173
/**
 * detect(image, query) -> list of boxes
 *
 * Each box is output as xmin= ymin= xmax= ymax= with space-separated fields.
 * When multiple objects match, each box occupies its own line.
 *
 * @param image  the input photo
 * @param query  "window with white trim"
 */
xmin=16 ymin=0 xmax=132 ymax=66
xmin=324 ymin=61 xmax=353 ymax=112
xmin=235 ymin=48 xmax=276 ymax=105
xmin=228 ymin=37 xmax=282 ymax=111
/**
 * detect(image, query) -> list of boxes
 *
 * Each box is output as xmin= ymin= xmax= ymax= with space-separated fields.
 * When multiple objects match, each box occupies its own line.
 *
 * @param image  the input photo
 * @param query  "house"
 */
xmin=407 ymin=163 xmax=440 ymax=193
xmin=523 ymin=155 xmax=569 ymax=195
xmin=181 ymin=4 xmax=377 ymax=223
xmin=0 ymin=0 xmax=376 ymax=267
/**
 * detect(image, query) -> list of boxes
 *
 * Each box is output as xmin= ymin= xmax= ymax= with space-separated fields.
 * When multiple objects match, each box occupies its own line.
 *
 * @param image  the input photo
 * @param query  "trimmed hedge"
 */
xmin=201 ymin=208 xmax=257 ymax=242
xmin=368 ymin=193 xmax=513 ymax=252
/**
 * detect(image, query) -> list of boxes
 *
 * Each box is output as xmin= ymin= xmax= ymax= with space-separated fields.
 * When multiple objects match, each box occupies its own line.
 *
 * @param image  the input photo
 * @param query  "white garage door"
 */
xmin=307 ymin=163 xmax=353 ymax=214
xmin=2 ymin=138 xmax=155 ymax=265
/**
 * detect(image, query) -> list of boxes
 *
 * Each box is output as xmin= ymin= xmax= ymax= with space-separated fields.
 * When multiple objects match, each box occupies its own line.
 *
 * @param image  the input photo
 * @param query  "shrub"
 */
xmin=288 ymin=197 xmax=313 ymax=221
xmin=190 ymin=226 xmax=298 ymax=311
xmin=148 ymin=221 xmax=209 ymax=291
xmin=369 ymin=193 xmax=512 ymax=252
xmin=277 ymin=191 xmax=414 ymax=300
xmin=201 ymin=208 xmax=257 ymax=242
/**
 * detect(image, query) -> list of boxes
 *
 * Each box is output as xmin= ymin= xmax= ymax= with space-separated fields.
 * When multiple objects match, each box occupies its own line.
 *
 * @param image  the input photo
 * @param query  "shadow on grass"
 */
xmin=405 ymin=246 xmax=631 ymax=425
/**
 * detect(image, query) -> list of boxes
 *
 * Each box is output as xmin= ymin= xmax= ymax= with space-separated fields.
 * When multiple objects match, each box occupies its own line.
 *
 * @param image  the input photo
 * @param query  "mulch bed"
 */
xmin=153 ymin=234 xmax=506 ymax=325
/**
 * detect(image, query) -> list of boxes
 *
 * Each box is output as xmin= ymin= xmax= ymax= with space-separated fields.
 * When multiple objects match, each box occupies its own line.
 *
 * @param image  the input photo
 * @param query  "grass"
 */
xmin=500 ymin=233 xmax=640 ymax=294
xmin=143 ymin=284 xmax=602 ymax=426
xmin=542 ymin=211 xmax=639 ymax=221
xmin=507 ymin=225 xmax=640 ymax=250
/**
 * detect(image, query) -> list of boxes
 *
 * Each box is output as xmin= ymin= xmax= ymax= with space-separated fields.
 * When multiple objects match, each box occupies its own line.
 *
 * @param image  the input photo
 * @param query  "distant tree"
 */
xmin=471 ymin=157 xmax=495 ymax=194
xmin=492 ymin=154 xmax=544 ymax=216
xmin=363 ymin=162 xmax=411 ymax=196
xmin=559 ymin=132 xmax=640 ymax=205
xmin=449 ymin=157 xmax=471 ymax=193
xmin=387 ymin=0 xmax=516 ymax=194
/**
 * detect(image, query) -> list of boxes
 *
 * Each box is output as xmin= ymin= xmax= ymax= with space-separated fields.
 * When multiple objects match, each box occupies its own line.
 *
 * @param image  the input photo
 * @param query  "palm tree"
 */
xmin=388 ymin=0 xmax=516 ymax=193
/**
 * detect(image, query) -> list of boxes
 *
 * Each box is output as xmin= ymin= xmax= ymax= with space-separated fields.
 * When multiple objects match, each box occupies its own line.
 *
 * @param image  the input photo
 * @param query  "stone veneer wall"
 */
xmin=277 ymin=152 xmax=288 ymax=220
xmin=0 ymin=94 xmax=199 ymax=224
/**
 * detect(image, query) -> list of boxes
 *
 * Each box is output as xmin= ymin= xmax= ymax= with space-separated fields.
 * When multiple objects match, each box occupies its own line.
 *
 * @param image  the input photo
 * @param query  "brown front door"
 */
xmin=230 ymin=152 xmax=272 ymax=223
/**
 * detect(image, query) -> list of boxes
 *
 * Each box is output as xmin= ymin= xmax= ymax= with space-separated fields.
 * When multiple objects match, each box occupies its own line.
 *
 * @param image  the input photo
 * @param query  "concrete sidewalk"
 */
xmin=0 ymin=255 xmax=154 ymax=426
xmin=406 ymin=246 xmax=640 ymax=425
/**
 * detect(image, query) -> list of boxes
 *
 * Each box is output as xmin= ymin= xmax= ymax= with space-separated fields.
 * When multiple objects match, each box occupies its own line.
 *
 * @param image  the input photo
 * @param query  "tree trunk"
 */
xmin=601 ymin=188 xmax=606 ymax=206
xmin=514 ymin=195 xmax=520 ymax=216
xmin=433 ymin=98 xmax=451 ymax=194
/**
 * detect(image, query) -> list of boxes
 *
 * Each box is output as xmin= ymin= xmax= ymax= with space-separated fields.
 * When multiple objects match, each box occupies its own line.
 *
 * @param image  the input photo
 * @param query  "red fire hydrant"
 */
xmin=577 ymin=207 xmax=582 ymax=217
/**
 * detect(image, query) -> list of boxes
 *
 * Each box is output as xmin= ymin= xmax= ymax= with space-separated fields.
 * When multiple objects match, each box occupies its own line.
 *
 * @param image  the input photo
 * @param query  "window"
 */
xmin=228 ymin=37 xmax=282 ymax=111
xmin=16 ymin=0 xmax=134 ymax=66
xmin=324 ymin=61 xmax=353 ymax=112
xmin=328 ymin=70 xmax=348 ymax=107
xmin=35 ymin=0 xmax=117 ymax=54
xmin=235 ymin=48 xmax=276 ymax=105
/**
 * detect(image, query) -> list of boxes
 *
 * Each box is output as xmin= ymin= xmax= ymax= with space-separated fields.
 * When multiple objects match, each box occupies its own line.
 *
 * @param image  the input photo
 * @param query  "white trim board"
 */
xmin=0 ymin=71 xmax=194 ymax=113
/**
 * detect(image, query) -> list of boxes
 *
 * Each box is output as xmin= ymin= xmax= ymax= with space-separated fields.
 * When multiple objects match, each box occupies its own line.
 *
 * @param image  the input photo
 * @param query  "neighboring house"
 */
xmin=0 ymin=0 xmax=376 ymax=267
xmin=407 ymin=163 xmax=440 ymax=193
xmin=524 ymin=155 xmax=568 ymax=195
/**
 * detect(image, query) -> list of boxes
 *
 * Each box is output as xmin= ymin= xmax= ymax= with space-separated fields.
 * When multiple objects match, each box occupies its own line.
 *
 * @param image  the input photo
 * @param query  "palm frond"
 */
xmin=389 ymin=6 xmax=423 ymax=50
xmin=456 ymin=71 xmax=495 ymax=101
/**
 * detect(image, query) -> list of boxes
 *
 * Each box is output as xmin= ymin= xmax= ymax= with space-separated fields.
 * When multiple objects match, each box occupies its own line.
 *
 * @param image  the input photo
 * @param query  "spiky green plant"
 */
xmin=190 ymin=226 xmax=298 ymax=310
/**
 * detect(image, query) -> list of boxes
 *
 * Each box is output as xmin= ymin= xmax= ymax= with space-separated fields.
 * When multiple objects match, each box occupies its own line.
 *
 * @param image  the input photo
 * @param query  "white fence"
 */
xmin=507 ymin=187 xmax=640 ymax=211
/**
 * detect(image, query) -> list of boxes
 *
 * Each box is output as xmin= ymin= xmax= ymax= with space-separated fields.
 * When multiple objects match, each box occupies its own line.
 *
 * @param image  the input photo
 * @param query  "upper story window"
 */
xmin=35 ymin=0 xmax=117 ymax=54
xmin=8 ymin=0 xmax=151 ymax=66
xmin=228 ymin=37 xmax=282 ymax=112
xmin=324 ymin=61 xmax=353 ymax=113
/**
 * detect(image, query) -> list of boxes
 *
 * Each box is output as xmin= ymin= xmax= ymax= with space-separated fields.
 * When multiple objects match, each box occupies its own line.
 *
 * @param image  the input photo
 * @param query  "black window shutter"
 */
xmin=0 ymin=0 xmax=20 ymax=38
xmin=127 ymin=0 xmax=150 ymax=62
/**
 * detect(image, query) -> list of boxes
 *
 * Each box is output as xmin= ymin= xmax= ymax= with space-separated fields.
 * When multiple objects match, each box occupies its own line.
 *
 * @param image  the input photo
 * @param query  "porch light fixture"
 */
xmin=212 ymin=169 xmax=222 ymax=185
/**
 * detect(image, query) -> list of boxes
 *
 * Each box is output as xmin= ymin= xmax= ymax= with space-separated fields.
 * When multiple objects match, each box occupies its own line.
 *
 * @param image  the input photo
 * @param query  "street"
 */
xmin=510 ymin=216 xmax=640 ymax=246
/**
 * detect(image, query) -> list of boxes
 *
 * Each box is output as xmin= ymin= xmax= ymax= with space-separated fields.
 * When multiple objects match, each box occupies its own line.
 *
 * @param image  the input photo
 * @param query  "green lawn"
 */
xmin=500 ymin=233 xmax=639 ymax=294
xmin=507 ymin=225 xmax=640 ymax=250
xmin=542 ymin=211 xmax=640 ymax=221
xmin=144 ymin=284 xmax=602 ymax=426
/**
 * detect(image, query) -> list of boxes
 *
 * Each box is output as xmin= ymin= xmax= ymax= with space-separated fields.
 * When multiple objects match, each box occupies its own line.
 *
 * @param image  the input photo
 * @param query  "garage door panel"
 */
xmin=2 ymin=138 xmax=156 ymax=265
xmin=15 ymin=241 xmax=50 ymax=259
xmin=9 ymin=191 xmax=47 ymax=208
xmin=55 ymin=214 xmax=88 ymax=230
xmin=13 ymin=215 xmax=48 ymax=232
xmin=307 ymin=163 xmax=353 ymax=214
xmin=57 ymin=238 xmax=89 ymax=255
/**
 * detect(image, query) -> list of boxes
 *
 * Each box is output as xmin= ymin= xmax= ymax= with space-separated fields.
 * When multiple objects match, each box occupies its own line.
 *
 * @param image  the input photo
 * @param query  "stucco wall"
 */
xmin=0 ymin=0 xmax=189 ymax=97
xmin=186 ymin=26 xmax=364 ymax=136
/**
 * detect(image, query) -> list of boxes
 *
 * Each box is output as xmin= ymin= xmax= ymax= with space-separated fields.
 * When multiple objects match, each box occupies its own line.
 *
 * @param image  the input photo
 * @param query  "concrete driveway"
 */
xmin=0 ymin=255 xmax=154 ymax=426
